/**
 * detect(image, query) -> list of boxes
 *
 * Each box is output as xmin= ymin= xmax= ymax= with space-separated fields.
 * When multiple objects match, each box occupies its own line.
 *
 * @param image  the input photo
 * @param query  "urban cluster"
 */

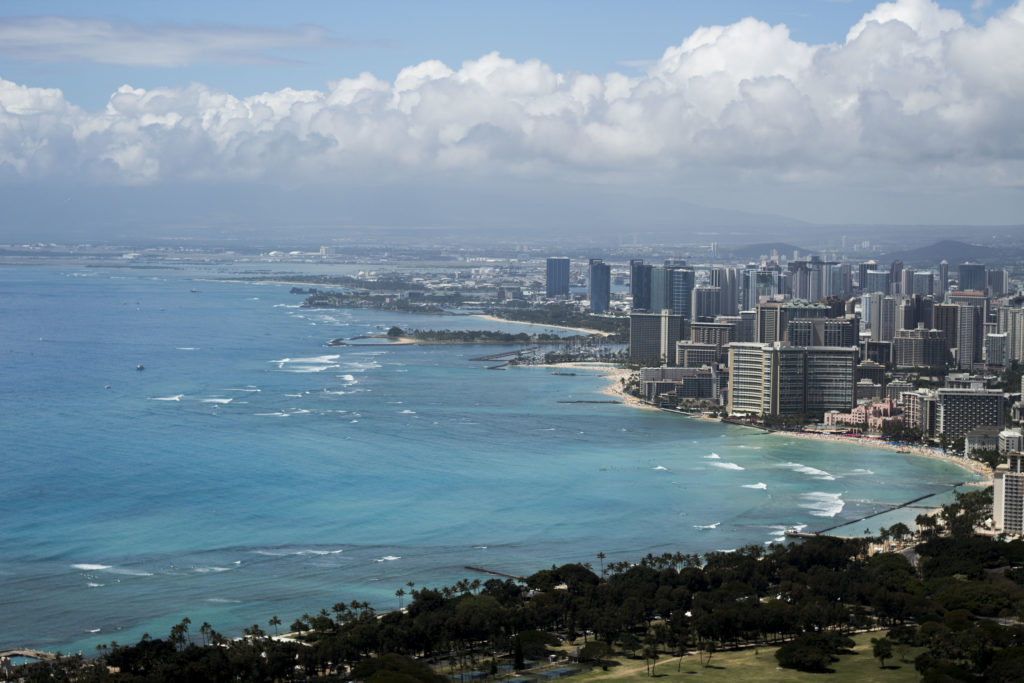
xmin=548 ymin=253 xmax=1024 ymax=534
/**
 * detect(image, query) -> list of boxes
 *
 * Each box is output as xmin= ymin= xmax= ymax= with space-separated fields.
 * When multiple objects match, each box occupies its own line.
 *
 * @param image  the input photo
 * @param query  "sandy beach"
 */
xmin=764 ymin=430 xmax=992 ymax=481
xmin=470 ymin=314 xmax=612 ymax=337
xmin=541 ymin=361 xmax=657 ymax=411
xmin=543 ymin=361 xmax=993 ymax=482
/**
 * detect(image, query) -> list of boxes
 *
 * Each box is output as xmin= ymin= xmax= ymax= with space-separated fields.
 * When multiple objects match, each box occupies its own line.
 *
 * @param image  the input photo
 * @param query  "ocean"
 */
xmin=0 ymin=263 xmax=979 ymax=654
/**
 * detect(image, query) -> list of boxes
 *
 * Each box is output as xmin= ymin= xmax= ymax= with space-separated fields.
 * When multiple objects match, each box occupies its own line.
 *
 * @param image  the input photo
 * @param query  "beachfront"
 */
xmin=547 ymin=361 xmax=994 ymax=483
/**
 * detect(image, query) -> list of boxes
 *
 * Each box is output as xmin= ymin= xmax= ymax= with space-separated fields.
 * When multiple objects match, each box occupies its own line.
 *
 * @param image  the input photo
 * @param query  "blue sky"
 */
xmin=1 ymin=0 xmax=1013 ymax=109
xmin=0 ymin=0 xmax=1021 ymax=239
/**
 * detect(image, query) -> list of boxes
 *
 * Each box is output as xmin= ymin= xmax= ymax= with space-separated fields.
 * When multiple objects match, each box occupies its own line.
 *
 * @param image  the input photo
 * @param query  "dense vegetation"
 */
xmin=484 ymin=304 xmax=629 ymax=341
xmin=15 ymin=490 xmax=1024 ymax=682
xmin=387 ymin=328 xmax=572 ymax=344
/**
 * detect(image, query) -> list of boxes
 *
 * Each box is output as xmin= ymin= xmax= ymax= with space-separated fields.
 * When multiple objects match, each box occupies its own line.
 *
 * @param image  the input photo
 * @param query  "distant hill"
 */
xmin=884 ymin=240 xmax=1023 ymax=266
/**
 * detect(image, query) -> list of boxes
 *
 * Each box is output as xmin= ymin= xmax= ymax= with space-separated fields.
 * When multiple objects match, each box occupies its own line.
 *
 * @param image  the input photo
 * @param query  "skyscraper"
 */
xmin=588 ymin=259 xmax=611 ymax=313
xmin=938 ymin=260 xmax=949 ymax=300
xmin=545 ymin=257 xmax=570 ymax=298
xmin=629 ymin=259 xmax=652 ymax=310
xmin=959 ymin=262 xmax=986 ymax=292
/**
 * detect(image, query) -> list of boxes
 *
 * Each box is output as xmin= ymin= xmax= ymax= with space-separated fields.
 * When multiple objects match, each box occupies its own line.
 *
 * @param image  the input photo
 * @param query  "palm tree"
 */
xmin=597 ymin=552 xmax=606 ymax=577
xmin=396 ymin=588 xmax=405 ymax=610
xmin=200 ymin=622 xmax=212 ymax=646
xmin=269 ymin=615 xmax=281 ymax=636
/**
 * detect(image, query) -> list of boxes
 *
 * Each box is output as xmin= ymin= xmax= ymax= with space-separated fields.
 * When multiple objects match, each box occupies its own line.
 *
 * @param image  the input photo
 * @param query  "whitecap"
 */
xmin=474 ymin=546 xmax=488 ymax=550
xmin=339 ymin=374 xmax=356 ymax=382
xmin=72 ymin=564 xmax=111 ymax=571
xmin=206 ymin=598 xmax=242 ymax=604
xmin=652 ymin=465 xmax=668 ymax=471
xmin=693 ymin=522 xmax=720 ymax=530
xmin=399 ymin=409 xmax=416 ymax=414
xmin=799 ymin=492 xmax=845 ymax=517
xmin=109 ymin=568 xmax=154 ymax=577
xmin=150 ymin=395 xmax=183 ymax=402
xmin=710 ymin=461 xmax=744 ymax=471
xmin=737 ymin=445 xmax=762 ymax=450
xmin=87 ymin=582 xmax=104 ymax=588
xmin=284 ymin=393 xmax=302 ymax=398
xmin=703 ymin=453 xmax=721 ymax=459
xmin=350 ymin=419 xmax=358 ymax=423
xmin=374 ymin=555 xmax=400 ymax=562
xmin=846 ymin=468 xmax=874 ymax=475
xmin=227 ymin=387 xmax=260 ymax=392
xmin=255 ymin=412 xmax=290 ymax=417
xmin=742 ymin=482 xmax=768 ymax=489
xmin=202 ymin=398 xmax=233 ymax=404
xmin=194 ymin=567 xmax=232 ymax=573
xmin=174 ymin=347 xmax=199 ymax=351
xmin=779 ymin=462 xmax=835 ymax=480
xmin=88 ymin=628 xmax=101 ymax=633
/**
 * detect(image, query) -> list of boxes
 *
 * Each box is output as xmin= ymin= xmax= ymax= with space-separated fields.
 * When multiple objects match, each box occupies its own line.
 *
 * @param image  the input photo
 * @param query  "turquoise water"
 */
xmin=0 ymin=264 xmax=978 ymax=654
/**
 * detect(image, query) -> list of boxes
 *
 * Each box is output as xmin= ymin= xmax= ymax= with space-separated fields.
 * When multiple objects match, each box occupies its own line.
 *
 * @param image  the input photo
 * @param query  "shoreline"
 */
xmin=544 ymin=361 xmax=992 ymax=483
xmin=469 ymin=314 xmax=612 ymax=337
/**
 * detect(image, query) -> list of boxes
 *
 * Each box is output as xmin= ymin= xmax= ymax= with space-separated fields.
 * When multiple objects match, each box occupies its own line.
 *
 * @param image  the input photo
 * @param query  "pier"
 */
xmin=464 ymin=566 xmax=526 ymax=581
xmin=786 ymin=482 xmax=965 ymax=539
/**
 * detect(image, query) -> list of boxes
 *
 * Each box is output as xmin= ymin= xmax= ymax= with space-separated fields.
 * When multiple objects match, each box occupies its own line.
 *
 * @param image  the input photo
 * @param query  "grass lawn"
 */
xmin=569 ymin=632 xmax=922 ymax=682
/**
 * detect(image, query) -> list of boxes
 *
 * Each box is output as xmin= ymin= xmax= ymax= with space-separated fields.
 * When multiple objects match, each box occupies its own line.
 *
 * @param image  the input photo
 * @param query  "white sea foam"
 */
xmin=206 ymin=598 xmax=242 ymax=604
xmin=737 ymin=445 xmax=762 ymax=450
xmin=847 ymin=468 xmax=874 ymax=475
xmin=255 ymin=412 xmax=290 ymax=417
xmin=742 ymin=482 xmax=768 ymax=489
xmin=88 ymin=628 xmax=101 ymax=633
xmin=72 ymin=564 xmax=111 ymax=571
xmin=374 ymin=555 xmax=400 ymax=562
xmin=150 ymin=395 xmax=183 ymax=401
xmin=109 ymin=568 xmax=154 ymax=577
xmin=710 ymin=461 xmax=744 ymax=471
xmin=174 ymin=347 xmax=199 ymax=351
xmin=652 ymin=465 xmax=668 ymax=471
xmin=194 ymin=566 xmax=232 ymax=573
xmin=287 ymin=364 xmax=340 ymax=373
xmin=779 ymin=462 xmax=835 ymax=480
xmin=227 ymin=387 xmax=260 ymax=392
xmin=339 ymin=374 xmax=357 ymax=382
xmin=800 ymin=492 xmax=845 ymax=517
xmin=284 ymin=393 xmax=302 ymax=398
xmin=474 ymin=546 xmax=488 ymax=549
xmin=693 ymin=522 xmax=720 ymax=530
xmin=400 ymin=409 xmax=416 ymax=414
xmin=704 ymin=452 xmax=721 ymax=459
xmin=202 ymin=398 xmax=233 ymax=404
xmin=87 ymin=582 xmax=104 ymax=588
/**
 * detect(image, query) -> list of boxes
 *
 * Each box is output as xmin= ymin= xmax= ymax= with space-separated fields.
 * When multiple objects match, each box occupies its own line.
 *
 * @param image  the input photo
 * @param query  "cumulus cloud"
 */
xmin=0 ymin=0 xmax=1021 ymax=207
xmin=0 ymin=16 xmax=334 ymax=66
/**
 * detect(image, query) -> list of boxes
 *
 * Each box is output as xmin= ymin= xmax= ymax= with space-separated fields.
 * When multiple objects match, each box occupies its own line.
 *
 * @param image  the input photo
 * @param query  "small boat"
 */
xmin=136 ymin=364 xmax=145 ymax=371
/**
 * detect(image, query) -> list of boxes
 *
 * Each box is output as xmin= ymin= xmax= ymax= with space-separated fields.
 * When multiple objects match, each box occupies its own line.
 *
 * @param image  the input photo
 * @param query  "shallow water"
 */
xmin=0 ymin=264 xmax=977 ymax=653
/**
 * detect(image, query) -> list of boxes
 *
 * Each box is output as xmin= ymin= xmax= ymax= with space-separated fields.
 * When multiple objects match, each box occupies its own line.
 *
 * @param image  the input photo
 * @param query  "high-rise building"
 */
xmin=933 ymin=303 xmax=959 ymax=355
xmin=710 ymin=267 xmax=740 ymax=316
xmin=935 ymin=388 xmax=1004 ymax=439
xmin=668 ymin=268 xmax=695 ymax=319
xmin=726 ymin=343 xmax=857 ymax=416
xmin=650 ymin=267 xmax=670 ymax=313
xmin=911 ymin=271 xmax=934 ymax=296
xmin=630 ymin=260 xmax=652 ymax=311
xmin=958 ymin=262 xmax=986 ymax=292
xmin=787 ymin=317 xmax=859 ymax=347
xmin=986 ymin=333 xmax=1009 ymax=368
xmin=629 ymin=310 xmax=685 ymax=363
xmin=994 ymin=454 xmax=1024 ymax=534
xmin=743 ymin=268 xmax=780 ymax=309
xmin=692 ymin=285 xmax=721 ymax=322
xmin=588 ymin=259 xmax=611 ymax=313
xmin=893 ymin=324 xmax=948 ymax=368
xmin=938 ymin=260 xmax=949 ymax=300
xmin=987 ymin=269 xmax=1008 ymax=297
xmin=997 ymin=306 xmax=1024 ymax=363
xmin=864 ymin=270 xmax=891 ymax=295
xmin=545 ymin=257 xmax=570 ymax=298
xmin=870 ymin=294 xmax=898 ymax=342
xmin=858 ymin=260 xmax=878 ymax=292
xmin=890 ymin=260 xmax=904 ymax=295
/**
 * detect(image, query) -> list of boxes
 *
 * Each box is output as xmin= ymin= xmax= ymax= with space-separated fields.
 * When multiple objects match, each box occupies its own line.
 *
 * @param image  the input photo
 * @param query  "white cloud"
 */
xmin=0 ymin=0 xmax=1021 ymax=214
xmin=0 ymin=16 xmax=334 ymax=67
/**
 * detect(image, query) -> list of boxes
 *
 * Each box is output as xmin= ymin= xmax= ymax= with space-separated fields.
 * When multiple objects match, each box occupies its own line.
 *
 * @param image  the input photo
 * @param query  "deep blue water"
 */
xmin=0 ymin=264 xmax=978 ymax=654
